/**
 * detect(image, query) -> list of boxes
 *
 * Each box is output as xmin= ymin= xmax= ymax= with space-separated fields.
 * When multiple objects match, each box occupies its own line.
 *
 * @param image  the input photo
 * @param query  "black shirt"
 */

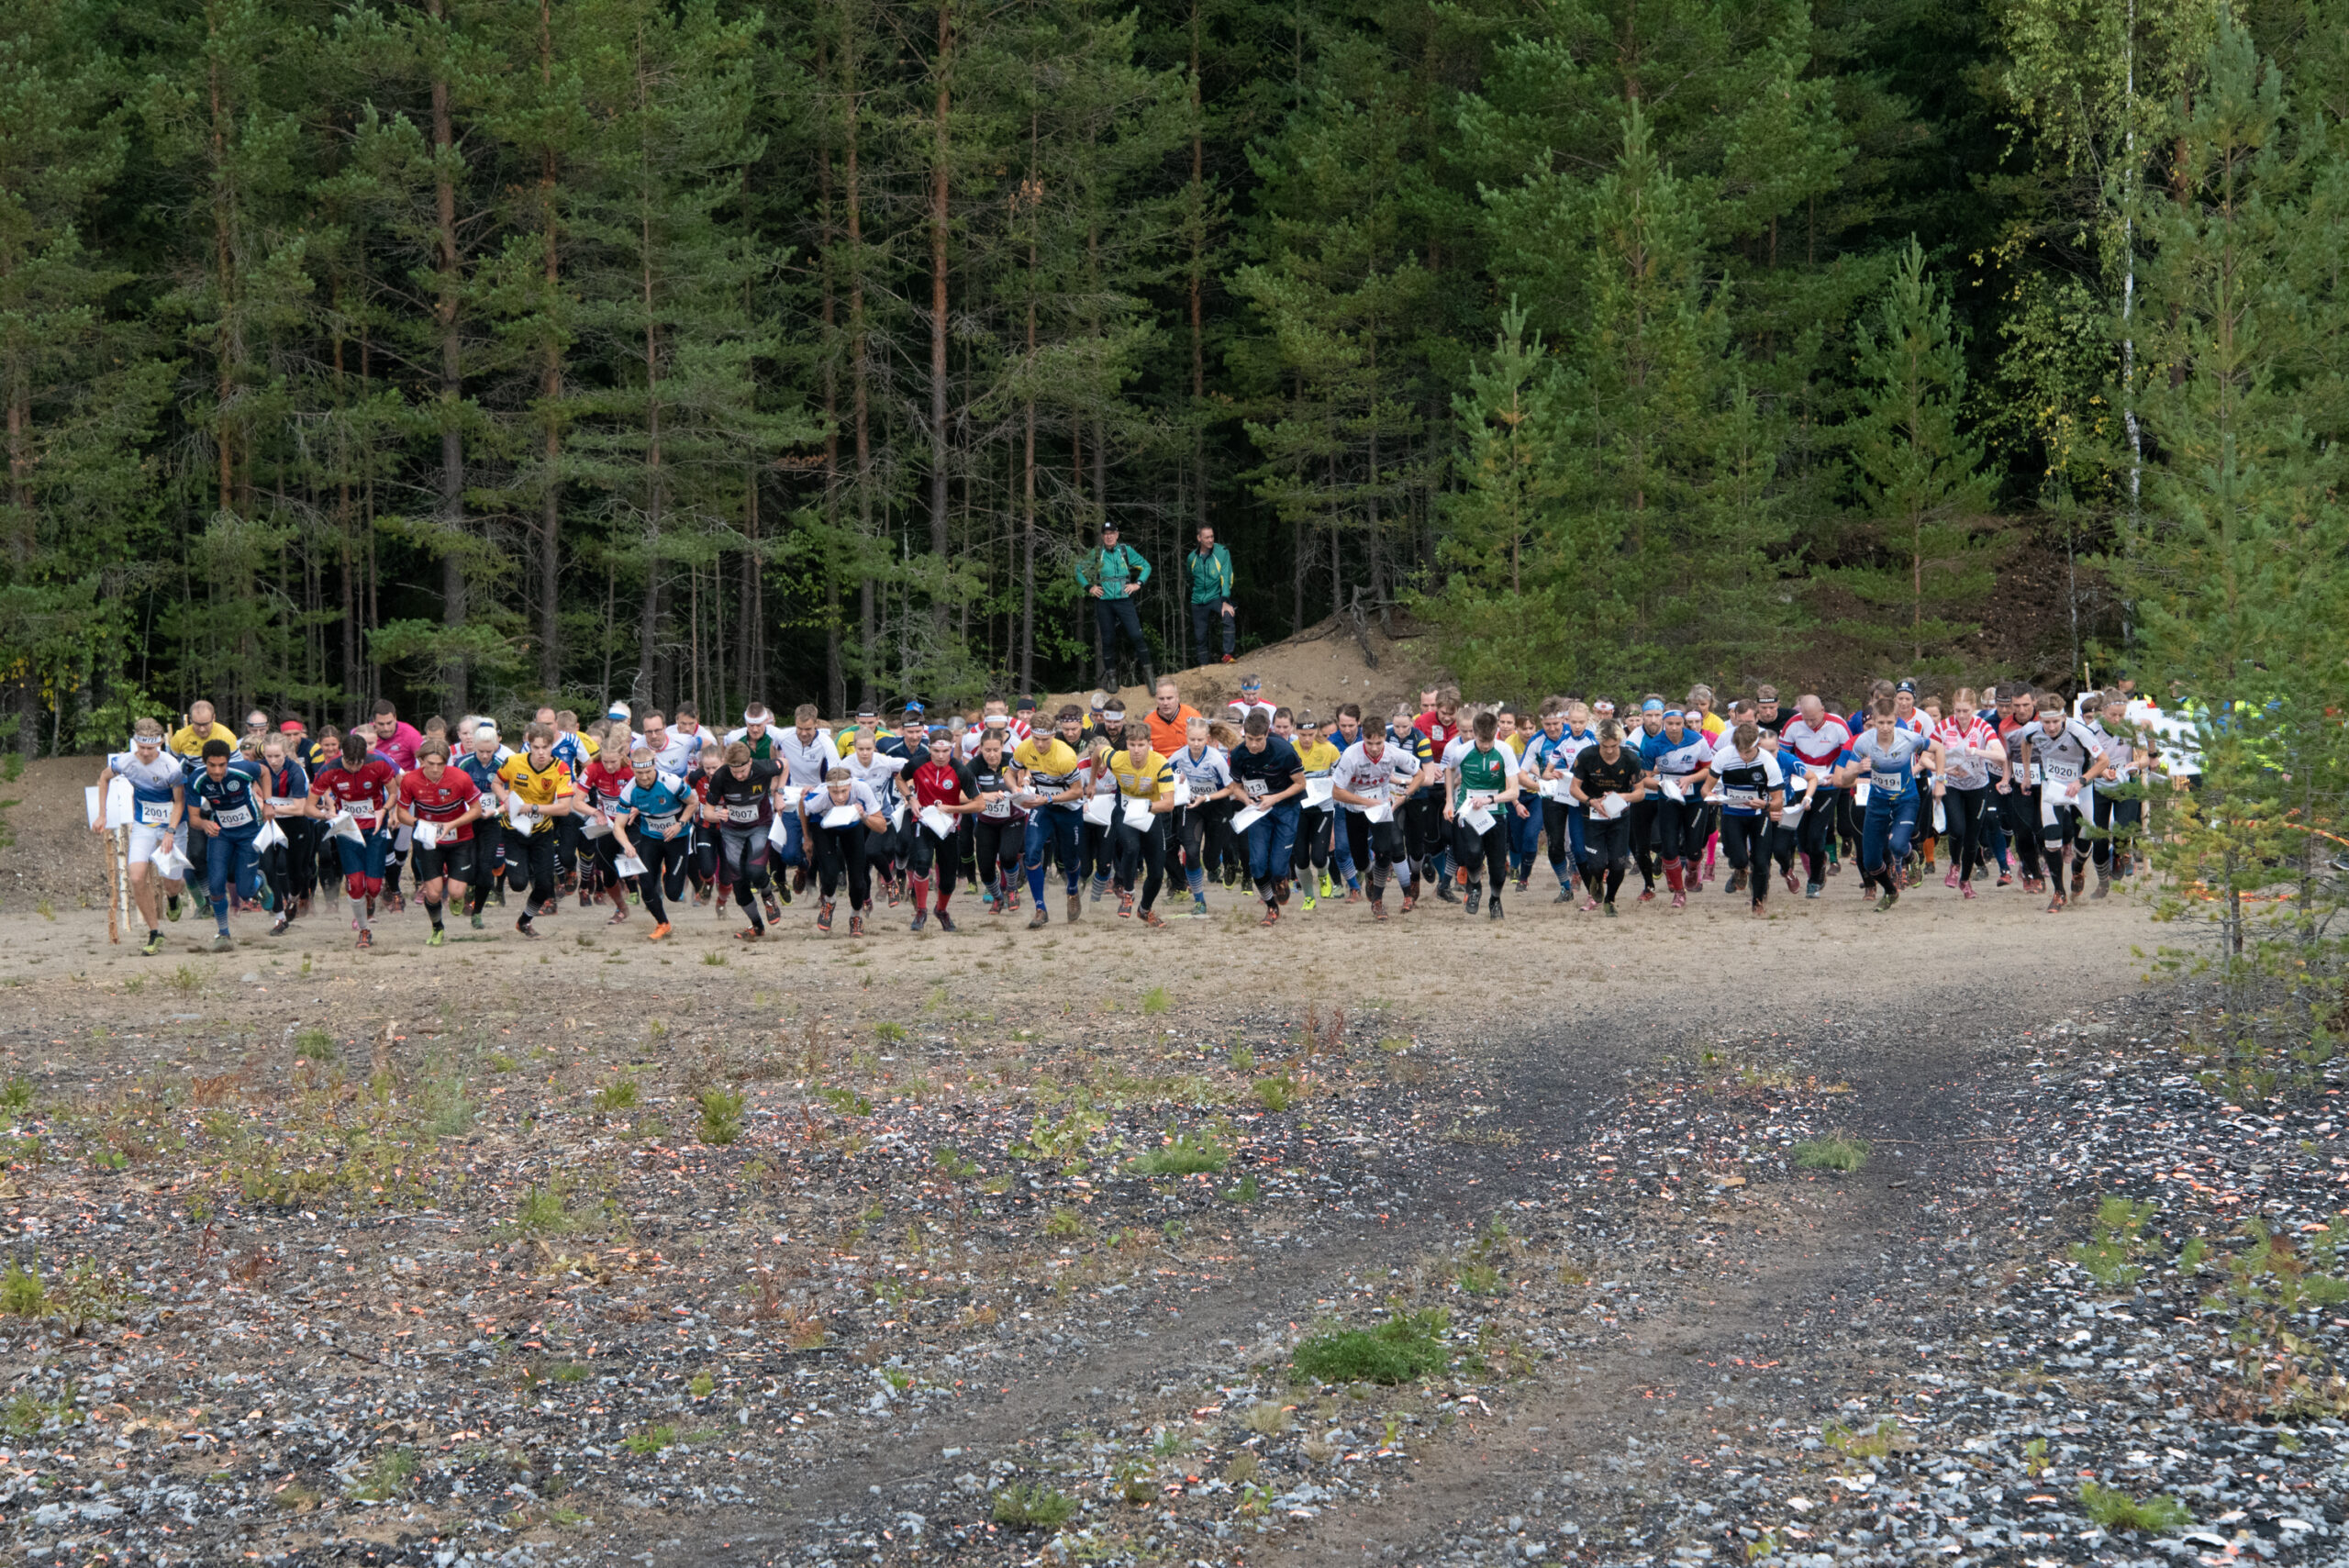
xmin=1571 ymin=746 xmax=1644 ymax=800
xmin=1227 ymin=735 xmax=1303 ymax=802
xmin=705 ymin=760 xmax=784 ymax=828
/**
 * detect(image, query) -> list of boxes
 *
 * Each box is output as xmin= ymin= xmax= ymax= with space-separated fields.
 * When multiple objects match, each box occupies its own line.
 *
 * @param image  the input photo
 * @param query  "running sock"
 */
xmin=349 ymin=895 xmax=369 ymax=932
xmin=934 ymin=884 xmax=952 ymax=912
xmin=1664 ymin=860 xmax=1686 ymax=895
xmin=1027 ymin=863 xmax=1047 ymax=905
xmin=425 ymin=900 xmax=443 ymax=932
xmin=910 ymin=876 xmax=930 ymax=915
xmin=1605 ymin=866 xmax=1626 ymax=901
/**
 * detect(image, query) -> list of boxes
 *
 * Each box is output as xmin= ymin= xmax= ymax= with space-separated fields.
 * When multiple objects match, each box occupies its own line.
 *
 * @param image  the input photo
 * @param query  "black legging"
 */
xmin=972 ymin=814 xmax=1017 ymax=892
xmin=718 ymin=825 xmax=773 ymax=926
xmin=629 ymin=831 xmax=689 ymax=923
xmin=1998 ymin=784 xmax=2043 ymax=879
xmin=258 ymin=834 xmax=295 ymax=912
xmin=907 ymin=820 xmax=964 ymax=895
xmin=1341 ymin=810 xmax=1408 ymax=893
xmin=1111 ymin=815 xmax=1167 ymax=911
xmin=1791 ymin=787 xmax=1840 ymax=884
xmin=1653 ymin=793 xmax=1707 ymax=863
xmin=1581 ymin=812 xmax=1632 ymax=903
xmin=466 ymin=820 xmax=506 ymax=915
xmin=1628 ymin=797 xmax=1660 ymax=889
xmin=1404 ymin=793 xmax=1445 ymax=876
xmin=1542 ymin=799 xmax=1576 ymax=882
xmin=815 ymin=821 xmax=872 ymax=908
xmin=1291 ymin=805 xmax=1332 ymax=877
xmin=1719 ymin=813 xmax=1773 ymax=906
xmin=1451 ymin=814 xmax=1508 ymax=891
xmin=506 ymin=828 xmax=558 ymax=911
xmin=1943 ymin=784 xmax=1992 ymax=884
xmin=2090 ymin=792 xmax=2141 ymax=869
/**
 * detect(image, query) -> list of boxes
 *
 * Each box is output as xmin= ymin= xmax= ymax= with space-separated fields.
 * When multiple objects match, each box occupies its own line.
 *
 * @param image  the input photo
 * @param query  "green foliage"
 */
xmin=1293 ymin=1307 xmax=1452 ymax=1385
xmin=1793 ymin=1134 xmax=1869 ymax=1172
xmin=0 ymin=1262 xmax=47 ymax=1318
xmin=0 ymin=1079 xmax=31 ymax=1112
xmin=2071 ymin=1195 xmax=2158 ymax=1288
xmin=1128 ymin=1129 xmax=1228 ymax=1176
xmin=990 ymin=1481 xmax=1077 ymax=1530
xmin=2078 ymin=1481 xmax=2193 ymax=1534
xmin=696 ymin=1087 xmax=744 ymax=1146
xmin=592 ymin=1078 xmax=640 ymax=1113
xmin=1252 ymin=1075 xmax=1297 ymax=1113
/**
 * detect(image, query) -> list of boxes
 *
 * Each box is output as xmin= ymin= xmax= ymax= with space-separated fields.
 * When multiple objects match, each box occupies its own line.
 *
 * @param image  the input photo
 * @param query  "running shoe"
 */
xmin=2071 ymin=861 xmax=2087 ymax=895
xmin=648 ymin=922 xmax=672 ymax=940
xmin=1961 ymin=883 xmax=1976 ymax=900
xmin=1399 ymin=893 xmax=1417 ymax=913
xmin=1996 ymin=871 xmax=2011 ymax=888
xmin=516 ymin=917 xmax=538 ymax=939
xmin=577 ymin=886 xmax=592 ymax=908
xmin=165 ymin=895 xmax=182 ymax=923
xmin=211 ymin=932 xmax=235 ymax=952
xmin=1140 ymin=909 xmax=1164 ymax=929
xmin=1258 ymin=904 xmax=1280 ymax=928
xmin=736 ymin=923 xmax=764 ymax=941
xmin=1726 ymin=871 xmax=1746 ymax=895
xmin=886 ymin=880 xmax=901 ymax=909
xmin=936 ymin=909 xmax=957 ymax=932
xmin=1487 ymin=895 xmax=1503 ymax=921
xmin=1345 ymin=886 xmax=1362 ymax=903
xmin=777 ymin=881 xmax=792 ymax=906
xmin=693 ymin=889 xmax=710 ymax=906
xmin=1670 ymin=889 xmax=1686 ymax=909
xmin=980 ymin=883 xmax=996 ymax=909
xmin=1785 ymin=868 xmax=1802 ymax=896
xmin=1275 ymin=879 xmax=1292 ymax=906
xmin=1370 ymin=897 xmax=1387 ymax=923
xmin=356 ymin=929 xmax=373 ymax=950
xmin=1876 ymin=887 xmax=1899 ymax=913
xmin=471 ymin=911 xmax=484 ymax=929
xmin=1514 ymin=873 xmax=1530 ymax=894
xmin=1637 ymin=886 xmax=1655 ymax=903
xmin=1944 ymin=866 xmax=1960 ymax=888
xmin=1751 ymin=901 xmax=1768 ymax=918
xmin=1067 ymin=893 xmax=1082 ymax=923
xmin=426 ymin=928 xmax=445 ymax=948
xmin=848 ymin=913 xmax=865 ymax=937
xmin=818 ymin=900 xmax=834 ymax=934
xmin=910 ymin=909 xmax=929 ymax=933
xmin=1580 ymin=896 xmax=1599 ymax=912
xmin=271 ymin=912 xmax=290 ymax=936
xmin=1300 ymin=890 xmax=1317 ymax=913
xmin=2045 ymin=889 xmax=2065 ymax=915
xmin=1602 ymin=900 xmax=1619 ymax=917
xmin=763 ymin=892 xmax=782 ymax=924
xmin=388 ymin=891 xmax=406 ymax=914
xmin=1028 ymin=906 xmax=1049 ymax=929
xmin=1554 ymin=886 xmax=1575 ymax=903
xmin=1464 ymin=884 xmax=1481 ymax=917
xmin=1805 ymin=883 xmax=1821 ymax=899
xmin=1319 ymin=873 xmax=1334 ymax=900
xmin=140 ymin=929 xmax=164 ymax=957
xmin=1191 ymin=895 xmax=1209 ymax=918
xmin=1436 ymin=878 xmax=1458 ymax=904
xmin=607 ymin=906 xmax=629 ymax=925
xmin=1117 ymin=891 xmax=1135 ymax=918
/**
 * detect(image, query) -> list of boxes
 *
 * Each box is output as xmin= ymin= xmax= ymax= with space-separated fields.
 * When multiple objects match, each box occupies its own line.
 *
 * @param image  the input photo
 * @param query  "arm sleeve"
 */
xmin=1074 ymin=551 xmax=1096 ymax=589
xmin=1129 ymin=547 xmax=1151 ymax=585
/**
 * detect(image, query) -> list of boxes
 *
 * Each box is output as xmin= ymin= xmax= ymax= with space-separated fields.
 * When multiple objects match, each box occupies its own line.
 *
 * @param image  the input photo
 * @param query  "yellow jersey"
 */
xmin=1292 ymin=739 xmax=1341 ymax=779
xmin=497 ymin=753 xmax=574 ymax=833
xmin=169 ymin=722 xmax=238 ymax=759
xmin=1106 ymin=747 xmax=1174 ymax=801
xmin=1012 ymin=736 xmax=1082 ymax=790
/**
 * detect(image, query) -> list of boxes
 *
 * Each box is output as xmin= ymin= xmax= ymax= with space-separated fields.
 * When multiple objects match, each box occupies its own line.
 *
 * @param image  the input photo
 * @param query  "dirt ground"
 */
xmin=1048 ymin=616 xmax=1440 ymax=727
xmin=5 ymin=753 xmax=2348 ymax=1568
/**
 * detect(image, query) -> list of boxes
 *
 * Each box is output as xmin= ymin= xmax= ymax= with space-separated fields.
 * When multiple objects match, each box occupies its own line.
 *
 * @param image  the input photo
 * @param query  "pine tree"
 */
xmin=1828 ymin=237 xmax=2001 ymax=672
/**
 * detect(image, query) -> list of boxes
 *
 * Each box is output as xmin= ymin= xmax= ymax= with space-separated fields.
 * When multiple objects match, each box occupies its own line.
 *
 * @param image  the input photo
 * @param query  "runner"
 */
xmin=1330 ymin=718 xmax=1421 ymax=919
xmin=1929 ymin=689 xmax=2007 ymax=900
xmin=254 ymin=735 xmax=310 ymax=935
xmin=701 ymin=742 xmax=786 ymax=939
xmin=1220 ymin=710 xmax=1307 ymax=927
xmin=1519 ymin=699 xmax=1595 ymax=902
xmin=962 ymin=726 xmax=1023 ymax=916
xmin=1288 ymin=712 xmax=1341 ymax=910
xmin=1833 ymin=700 xmax=1944 ymax=912
xmin=495 ymin=724 xmax=577 ymax=939
xmin=1145 ymin=679 xmax=1199 ymax=760
xmin=1102 ymin=720 xmax=1179 ymax=928
xmin=2012 ymin=695 xmax=2111 ymax=911
xmin=1776 ymin=695 xmax=1852 ymax=898
xmin=578 ymin=734 xmax=639 ymax=924
xmin=93 ymin=720 xmax=188 ymax=955
xmin=1442 ymin=709 xmax=1520 ymax=919
xmin=184 ymin=740 xmax=269 ymax=951
xmin=843 ymin=726 xmax=912 ymax=915
xmin=2087 ymin=691 xmax=2149 ymax=897
xmin=611 ymin=745 xmax=697 ymax=941
xmin=1707 ymin=722 xmax=1786 ymax=917
xmin=1995 ymin=685 xmax=2049 ymax=893
xmin=1637 ymin=705 xmax=1715 ymax=909
xmin=806 ymin=765 xmax=888 ymax=935
xmin=392 ymin=740 xmax=484 ymax=948
xmin=310 ymin=728 xmax=400 ymax=947
xmin=1568 ymin=719 xmax=1647 ymax=916
xmin=904 ymin=731 xmax=989 ymax=932
xmin=455 ymin=722 xmax=511 ymax=928
xmin=1167 ymin=717 xmax=1235 ymax=917
xmin=1013 ymin=705 xmax=1089 ymax=929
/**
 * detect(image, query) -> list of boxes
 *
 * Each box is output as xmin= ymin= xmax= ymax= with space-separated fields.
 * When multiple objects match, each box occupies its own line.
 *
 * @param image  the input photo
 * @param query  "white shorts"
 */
xmin=129 ymin=823 xmax=172 ymax=869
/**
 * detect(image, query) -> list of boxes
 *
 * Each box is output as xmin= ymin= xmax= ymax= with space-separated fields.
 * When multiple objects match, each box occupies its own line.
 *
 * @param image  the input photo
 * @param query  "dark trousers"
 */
xmin=1094 ymin=594 xmax=1149 ymax=683
xmin=1190 ymin=600 xmax=1234 ymax=660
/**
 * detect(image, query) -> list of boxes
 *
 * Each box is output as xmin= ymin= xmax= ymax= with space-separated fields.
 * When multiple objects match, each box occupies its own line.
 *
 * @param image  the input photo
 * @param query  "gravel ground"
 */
xmin=1 ymin=883 xmax=2341 ymax=1567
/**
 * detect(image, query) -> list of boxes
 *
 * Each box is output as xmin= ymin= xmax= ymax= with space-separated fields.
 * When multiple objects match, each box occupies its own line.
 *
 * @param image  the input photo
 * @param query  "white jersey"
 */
xmin=654 ymin=728 xmax=712 ymax=774
xmin=1169 ymin=743 xmax=1231 ymax=797
xmin=2023 ymin=717 xmax=2100 ymax=788
xmin=1330 ymin=741 xmax=1418 ymax=812
xmin=810 ymin=781 xmax=884 ymax=822
xmin=771 ymin=728 xmax=838 ymax=790
xmin=841 ymin=750 xmax=909 ymax=806
xmin=2090 ymin=720 xmax=2141 ymax=794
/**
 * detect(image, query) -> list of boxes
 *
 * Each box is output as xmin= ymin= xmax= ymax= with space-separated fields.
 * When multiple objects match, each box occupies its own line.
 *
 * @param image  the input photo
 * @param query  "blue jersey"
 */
xmin=1849 ymin=729 xmax=1925 ymax=800
xmin=618 ymin=771 xmax=695 ymax=833
xmin=108 ymin=750 xmax=184 ymax=827
xmin=457 ymin=751 xmax=504 ymax=797
xmin=1638 ymin=728 xmax=1714 ymax=779
xmin=188 ymin=762 xmax=266 ymax=836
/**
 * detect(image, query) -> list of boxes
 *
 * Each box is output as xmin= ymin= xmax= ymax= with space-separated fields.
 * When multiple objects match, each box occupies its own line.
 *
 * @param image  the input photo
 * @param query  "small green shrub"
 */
xmin=1253 ymin=1076 xmax=1297 ymax=1113
xmin=0 ymin=1079 xmax=32 ymax=1112
xmin=622 ymin=1424 xmax=677 ymax=1455
xmin=293 ymin=1029 xmax=335 ymax=1062
xmin=2071 ymin=1195 xmax=2158 ymax=1288
xmin=697 ymin=1087 xmax=745 ymax=1145
xmin=1793 ymin=1134 xmax=1869 ymax=1173
xmin=1141 ymin=985 xmax=1170 ymax=1016
xmin=991 ymin=1480 xmax=1076 ymax=1530
xmin=347 ymin=1447 xmax=418 ymax=1500
xmin=1043 ymin=1207 xmax=1084 ymax=1240
xmin=1130 ymin=1129 xmax=1229 ymax=1176
xmin=0 ymin=1262 xmax=46 ymax=1318
xmin=513 ymin=1181 xmax=579 ymax=1236
xmin=1293 ymin=1308 xmax=1451 ymax=1385
xmin=592 ymin=1078 xmax=640 ymax=1112
xmin=2078 ymin=1481 xmax=2192 ymax=1534
xmin=1224 ymin=1174 xmax=1261 ymax=1205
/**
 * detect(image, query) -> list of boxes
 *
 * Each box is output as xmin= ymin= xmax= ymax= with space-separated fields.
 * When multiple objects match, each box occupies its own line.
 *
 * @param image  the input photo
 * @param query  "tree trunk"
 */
xmin=429 ymin=0 xmax=469 ymax=713
xmin=208 ymin=38 xmax=236 ymax=517
xmin=929 ymin=0 xmax=952 ymax=636
xmin=537 ymin=0 xmax=563 ymax=695
xmin=847 ymin=72 xmax=875 ymax=709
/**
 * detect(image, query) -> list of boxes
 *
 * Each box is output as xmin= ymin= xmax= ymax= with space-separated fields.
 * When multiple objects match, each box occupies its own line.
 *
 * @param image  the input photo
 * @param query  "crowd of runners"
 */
xmin=89 ymin=674 xmax=2194 ymax=954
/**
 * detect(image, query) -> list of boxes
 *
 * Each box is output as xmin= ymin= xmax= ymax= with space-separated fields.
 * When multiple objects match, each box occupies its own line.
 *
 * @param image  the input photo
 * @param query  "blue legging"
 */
xmin=1023 ymin=803 xmax=1084 ymax=902
xmin=1860 ymin=792 xmax=1920 ymax=884
xmin=1244 ymin=800 xmax=1301 ymax=895
xmin=205 ymin=831 xmax=262 ymax=925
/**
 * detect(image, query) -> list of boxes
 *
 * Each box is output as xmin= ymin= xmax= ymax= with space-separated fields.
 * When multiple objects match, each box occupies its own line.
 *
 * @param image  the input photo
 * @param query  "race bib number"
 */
xmin=644 ymin=812 xmax=681 ymax=834
xmin=213 ymin=804 xmax=254 ymax=829
xmin=982 ymin=795 xmax=1012 ymax=819
xmin=1870 ymin=771 xmax=1907 ymax=796
xmin=1242 ymin=777 xmax=1268 ymax=799
xmin=727 ymin=802 xmax=763 ymax=824
xmin=2042 ymin=761 xmax=2080 ymax=784
xmin=138 ymin=800 xmax=173 ymax=826
xmin=1723 ymin=786 xmax=1761 ymax=809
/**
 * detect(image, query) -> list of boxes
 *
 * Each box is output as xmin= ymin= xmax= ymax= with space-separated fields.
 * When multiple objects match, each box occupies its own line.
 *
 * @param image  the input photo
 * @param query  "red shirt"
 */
xmin=398 ymin=767 xmax=483 ymax=842
xmin=582 ymin=759 xmax=635 ymax=810
xmin=1414 ymin=711 xmax=1459 ymax=751
xmin=313 ymin=758 xmax=397 ymax=828
xmin=908 ymin=759 xmax=972 ymax=811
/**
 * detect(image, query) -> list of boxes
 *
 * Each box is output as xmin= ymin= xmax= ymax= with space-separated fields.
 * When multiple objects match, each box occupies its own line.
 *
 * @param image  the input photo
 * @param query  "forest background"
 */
xmin=0 ymin=0 xmax=2343 ymax=745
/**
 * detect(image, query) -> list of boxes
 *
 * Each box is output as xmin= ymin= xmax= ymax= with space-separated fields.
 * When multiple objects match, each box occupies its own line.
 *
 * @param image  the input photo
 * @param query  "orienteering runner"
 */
xmin=185 ymin=740 xmax=270 ymax=951
xmin=1013 ymin=706 xmax=1088 ymax=929
xmin=2012 ymin=695 xmax=2110 ymax=912
xmin=904 ymin=730 xmax=989 ymax=933
xmin=1833 ymin=700 xmax=1944 ymax=912
xmin=611 ymin=745 xmax=696 ymax=941
xmin=456 ymin=722 xmax=510 ymax=928
xmin=312 ymin=728 xmax=399 ymax=947
xmin=2087 ymin=691 xmax=2149 ymax=898
xmin=1443 ymin=709 xmax=1521 ymax=919
xmin=1929 ymin=689 xmax=2007 ymax=900
xmin=1289 ymin=712 xmax=1341 ymax=910
xmin=807 ymin=765 xmax=888 ymax=935
xmin=393 ymin=740 xmax=485 ymax=948
xmin=1101 ymin=720 xmax=1180 ymax=928
xmin=701 ymin=742 xmax=786 ymax=939
xmin=1568 ymin=719 xmax=1647 ymax=916
xmin=1219 ymin=710 xmax=1307 ymax=927
xmin=1708 ymin=721 xmax=1787 ymax=917
xmin=94 ymin=720 xmax=188 ymax=955
xmin=496 ymin=723 xmax=577 ymax=939
xmin=1169 ymin=717 xmax=1235 ymax=917
xmin=1637 ymin=705 xmax=1715 ymax=909
xmin=1330 ymin=717 xmax=1422 ymax=919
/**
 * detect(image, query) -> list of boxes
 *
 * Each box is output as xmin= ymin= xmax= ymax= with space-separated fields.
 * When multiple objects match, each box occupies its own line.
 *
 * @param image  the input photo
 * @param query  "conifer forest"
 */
xmin=0 ymin=0 xmax=2343 ymax=740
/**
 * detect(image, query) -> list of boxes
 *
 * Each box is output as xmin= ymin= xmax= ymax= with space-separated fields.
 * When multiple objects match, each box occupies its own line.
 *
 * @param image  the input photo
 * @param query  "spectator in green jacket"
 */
xmin=1076 ymin=523 xmax=1153 ymax=690
xmin=1188 ymin=525 xmax=1235 ymax=663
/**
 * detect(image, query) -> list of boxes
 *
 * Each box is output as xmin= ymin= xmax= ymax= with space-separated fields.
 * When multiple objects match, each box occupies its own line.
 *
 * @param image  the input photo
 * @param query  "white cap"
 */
xmin=606 ymin=703 xmax=630 ymax=722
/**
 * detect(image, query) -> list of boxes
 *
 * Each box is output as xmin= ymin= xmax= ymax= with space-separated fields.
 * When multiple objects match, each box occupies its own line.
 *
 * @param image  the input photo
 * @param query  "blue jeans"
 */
xmin=1244 ymin=799 xmax=1301 ymax=890
xmin=1860 ymin=792 xmax=1920 ymax=882
xmin=1024 ymin=804 xmax=1084 ymax=898
xmin=1508 ymin=799 xmax=1541 ymax=873
xmin=206 ymin=830 xmax=261 ymax=918
xmin=1190 ymin=600 xmax=1234 ymax=660
xmin=332 ymin=828 xmax=391 ymax=886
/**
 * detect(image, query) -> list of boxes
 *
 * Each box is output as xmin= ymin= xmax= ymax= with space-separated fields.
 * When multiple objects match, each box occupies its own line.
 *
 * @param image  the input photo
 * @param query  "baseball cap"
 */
xmin=1101 ymin=521 xmax=1120 ymax=535
xmin=902 ymin=699 xmax=925 ymax=716
xmin=1015 ymin=695 xmax=1038 ymax=713
xmin=1895 ymin=679 xmax=1918 ymax=695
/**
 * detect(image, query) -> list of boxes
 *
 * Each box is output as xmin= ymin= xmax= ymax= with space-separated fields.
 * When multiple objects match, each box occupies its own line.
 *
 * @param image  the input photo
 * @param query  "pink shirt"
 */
xmin=372 ymin=720 xmax=426 ymax=772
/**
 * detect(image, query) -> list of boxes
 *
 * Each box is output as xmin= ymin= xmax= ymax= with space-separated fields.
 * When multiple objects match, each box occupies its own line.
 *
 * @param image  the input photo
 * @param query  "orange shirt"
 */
xmin=1145 ymin=704 xmax=1200 ymax=759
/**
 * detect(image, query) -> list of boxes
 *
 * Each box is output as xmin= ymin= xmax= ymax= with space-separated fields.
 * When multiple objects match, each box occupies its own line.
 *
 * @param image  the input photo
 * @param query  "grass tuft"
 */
xmin=293 ymin=1029 xmax=335 ymax=1062
xmin=1141 ymin=985 xmax=1170 ymax=1016
xmin=1793 ymin=1133 xmax=1869 ymax=1173
xmin=696 ymin=1087 xmax=745 ymax=1145
xmin=0 ymin=1078 xmax=29 ymax=1112
xmin=2078 ymin=1480 xmax=2192 ymax=1534
xmin=592 ymin=1078 xmax=640 ymax=1112
xmin=1253 ymin=1075 xmax=1298 ymax=1112
xmin=1293 ymin=1307 xmax=1450 ymax=1385
xmin=990 ymin=1480 xmax=1077 ymax=1530
xmin=1129 ymin=1129 xmax=1229 ymax=1176
xmin=0 ymin=1262 xmax=46 ymax=1318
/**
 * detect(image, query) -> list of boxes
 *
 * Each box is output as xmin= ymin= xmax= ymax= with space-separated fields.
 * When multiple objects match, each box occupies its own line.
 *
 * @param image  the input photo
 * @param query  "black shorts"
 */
xmin=411 ymin=839 xmax=477 ymax=884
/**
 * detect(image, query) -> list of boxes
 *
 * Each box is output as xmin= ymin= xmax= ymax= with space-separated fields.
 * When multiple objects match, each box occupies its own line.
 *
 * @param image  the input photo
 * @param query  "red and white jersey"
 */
xmin=1777 ymin=714 xmax=1854 ymax=773
xmin=397 ymin=767 xmax=484 ymax=842
xmin=313 ymin=758 xmax=397 ymax=829
xmin=1932 ymin=717 xmax=1999 ymax=788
